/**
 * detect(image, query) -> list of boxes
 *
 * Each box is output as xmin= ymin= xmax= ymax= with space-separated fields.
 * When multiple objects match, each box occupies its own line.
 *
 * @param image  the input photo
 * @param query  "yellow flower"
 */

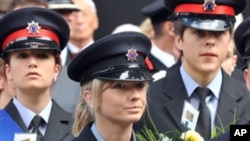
xmin=180 ymin=130 xmax=204 ymax=141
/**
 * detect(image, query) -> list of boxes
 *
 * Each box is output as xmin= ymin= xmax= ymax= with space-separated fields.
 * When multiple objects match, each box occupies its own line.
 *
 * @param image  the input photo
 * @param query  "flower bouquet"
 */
xmin=136 ymin=108 xmax=239 ymax=141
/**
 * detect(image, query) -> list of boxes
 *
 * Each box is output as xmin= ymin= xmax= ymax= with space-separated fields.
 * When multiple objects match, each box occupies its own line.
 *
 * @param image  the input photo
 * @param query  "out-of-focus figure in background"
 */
xmin=141 ymin=0 xmax=180 ymax=75
xmin=0 ymin=58 xmax=15 ymax=109
xmin=50 ymin=0 xmax=98 ymax=113
xmin=8 ymin=0 xmax=48 ymax=11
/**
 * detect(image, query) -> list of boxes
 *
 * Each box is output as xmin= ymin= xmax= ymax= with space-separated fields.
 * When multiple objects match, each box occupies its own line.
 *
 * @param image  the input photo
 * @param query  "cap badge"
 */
xmin=126 ymin=48 xmax=138 ymax=62
xmin=203 ymin=0 xmax=216 ymax=11
xmin=26 ymin=21 xmax=41 ymax=34
xmin=29 ymin=42 xmax=39 ymax=48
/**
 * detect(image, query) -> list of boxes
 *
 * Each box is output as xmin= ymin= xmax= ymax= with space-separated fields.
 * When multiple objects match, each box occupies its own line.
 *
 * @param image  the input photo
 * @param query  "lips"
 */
xmin=126 ymin=106 xmax=142 ymax=109
xmin=200 ymin=52 xmax=217 ymax=57
xmin=200 ymin=52 xmax=218 ymax=59
xmin=26 ymin=72 xmax=40 ymax=77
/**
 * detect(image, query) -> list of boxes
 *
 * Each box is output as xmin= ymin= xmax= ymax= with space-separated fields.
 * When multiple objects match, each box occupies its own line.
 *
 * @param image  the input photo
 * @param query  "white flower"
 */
xmin=159 ymin=133 xmax=172 ymax=141
xmin=180 ymin=130 xmax=204 ymax=141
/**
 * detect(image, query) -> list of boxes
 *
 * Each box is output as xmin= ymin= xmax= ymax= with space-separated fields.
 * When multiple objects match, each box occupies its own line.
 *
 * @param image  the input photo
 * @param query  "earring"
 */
xmin=53 ymin=76 xmax=57 ymax=82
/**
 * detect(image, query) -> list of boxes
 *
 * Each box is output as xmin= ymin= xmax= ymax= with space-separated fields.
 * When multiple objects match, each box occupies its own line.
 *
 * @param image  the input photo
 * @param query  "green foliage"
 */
xmin=136 ymin=108 xmax=239 ymax=141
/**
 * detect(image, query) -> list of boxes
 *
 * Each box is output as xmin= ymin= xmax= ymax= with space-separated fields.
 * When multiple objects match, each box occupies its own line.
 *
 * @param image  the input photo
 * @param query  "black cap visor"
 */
xmin=79 ymin=65 xmax=153 ymax=85
xmin=2 ymin=39 xmax=60 ymax=57
xmin=175 ymin=14 xmax=235 ymax=31
xmin=96 ymin=69 xmax=153 ymax=82
xmin=243 ymin=41 xmax=250 ymax=59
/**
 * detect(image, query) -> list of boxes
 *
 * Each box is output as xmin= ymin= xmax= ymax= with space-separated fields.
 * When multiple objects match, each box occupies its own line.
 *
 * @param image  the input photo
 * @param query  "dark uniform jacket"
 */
xmin=73 ymin=122 xmax=140 ymax=141
xmin=208 ymin=119 xmax=250 ymax=141
xmin=134 ymin=63 xmax=250 ymax=139
xmin=4 ymin=99 xmax=74 ymax=141
xmin=147 ymin=53 xmax=168 ymax=74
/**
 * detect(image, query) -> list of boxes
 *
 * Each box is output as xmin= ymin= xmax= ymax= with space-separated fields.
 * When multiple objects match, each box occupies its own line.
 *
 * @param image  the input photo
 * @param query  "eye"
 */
xmin=17 ymin=53 xmax=28 ymax=58
xmin=135 ymin=82 xmax=145 ymax=89
xmin=193 ymin=29 xmax=206 ymax=37
xmin=113 ymin=83 xmax=125 ymax=89
xmin=212 ymin=31 xmax=225 ymax=37
xmin=36 ymin=53 xmax=49 ymax=59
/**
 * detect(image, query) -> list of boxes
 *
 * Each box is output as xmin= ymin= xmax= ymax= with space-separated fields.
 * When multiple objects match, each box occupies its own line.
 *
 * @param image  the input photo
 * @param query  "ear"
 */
xmin=82 ymin=90 xmax=93 ymax=108
xmin=174 ymin=34 xmax=183 ymax=51
xmin=164 ymin=21 xmax=175 ymax=37
xmin=5 ymin=64 xmax=13 ymax=81
xmin=93 ymin=14 xmax=99 ymax=30
xmin=53 ymin=64 xmax=61 ymax=81
xmin=232 ymin=55 xmax=237 ymax=67
xmin=244 ymin=68 xmax=250 ymax=90
xmin=0 ymin=75 xmax=4 ymax=90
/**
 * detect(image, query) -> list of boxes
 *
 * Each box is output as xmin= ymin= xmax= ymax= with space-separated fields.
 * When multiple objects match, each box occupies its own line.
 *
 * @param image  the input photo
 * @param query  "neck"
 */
xmin=153 ymin=36 xmax=179 ymax=59
xmin=15 ymin=88 xmax=51 ymax=114
xmin=0 ymin=92 xmax=12 ymax=109
xmin=182 ymin=59 xmax=220 ymax=86
xmin=70 ymin=38 xmax=92 ymax=49
xmin=95 ymin=118 xmax=133 ymax=141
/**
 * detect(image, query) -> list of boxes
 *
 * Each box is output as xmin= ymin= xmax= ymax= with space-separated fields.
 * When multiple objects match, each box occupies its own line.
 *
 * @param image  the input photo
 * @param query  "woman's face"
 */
xmin=96 ymin=81 xmax=148 ymax=125
xmin=5 ymin=50 xmax=60 ymax=92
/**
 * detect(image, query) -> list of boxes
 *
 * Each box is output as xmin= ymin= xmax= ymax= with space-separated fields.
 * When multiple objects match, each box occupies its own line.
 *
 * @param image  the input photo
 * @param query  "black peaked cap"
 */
xmin=164 ymin=0 xmax=247 ymax=31
xmin=141 ymin=0 xmax=172 ymax=24
xmin=234 ymin=17 xmax=250 ymax=59
xmin=68 ymin=32 xmax=153 ymax=85
xmin=0 ymin=7 xmax=69 ymax=56
xmin=165 ymin=0 xmax=247 ymax=15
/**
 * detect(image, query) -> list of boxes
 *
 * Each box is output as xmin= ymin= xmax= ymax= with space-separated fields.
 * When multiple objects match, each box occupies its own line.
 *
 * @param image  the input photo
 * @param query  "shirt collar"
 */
xmin=150 ymin=43 xmax=176 ymax=68
xmin=67 ymin=40 xmax=94 ymax=53
xmin=13 ymin=98 xmax=52 ymax=128
xmin=180 ymin=64 xmax=222 ymax=99
xmin=91 ymin=122 xmax=137 ymax=141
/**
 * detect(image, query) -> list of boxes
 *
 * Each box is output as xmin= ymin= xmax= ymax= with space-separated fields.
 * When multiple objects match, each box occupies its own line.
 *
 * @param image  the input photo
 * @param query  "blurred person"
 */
xmin=221 ymin=37 xmax=245 ymax=83
xmin=49 ymin=0 xmax=82 ymax=114
xmin=7 ymin=0 xmax=47 ymax=11
xmin=221 ymin=38 xmax=237 ymax=76
xmin=236 ymin=17 xmax=250 ymax=91
xmin=0 ymin=7 xmax=73 ymax=141
xmin=68 ymin=32 xmax=152 ymax=140
xmin=0 ymin=58 xmax=15 ymax=109
xmin=141 ymin=0 xmax=180 ymax=74
xmin=61 ymin=0 xmax=99 ymax=66
xmin=51 ymin=0 xmax=98 ymax=113
xmin=48 ymin=0 xmax=80 ymax=37
xmin=139 ymin=18 xmax=155 ymax=39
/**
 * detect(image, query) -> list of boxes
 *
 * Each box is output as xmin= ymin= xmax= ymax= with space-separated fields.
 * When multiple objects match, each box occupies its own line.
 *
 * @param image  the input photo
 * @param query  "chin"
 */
xmin=126 ymin=115 xmax=143 ymax=123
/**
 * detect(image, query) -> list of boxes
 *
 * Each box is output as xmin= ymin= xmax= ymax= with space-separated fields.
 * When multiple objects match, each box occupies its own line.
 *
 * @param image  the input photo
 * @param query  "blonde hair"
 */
xmin=140 ymin=18 xmax=154 ymax=39
xmin=72 ymin=79 xmax=114 ymax=136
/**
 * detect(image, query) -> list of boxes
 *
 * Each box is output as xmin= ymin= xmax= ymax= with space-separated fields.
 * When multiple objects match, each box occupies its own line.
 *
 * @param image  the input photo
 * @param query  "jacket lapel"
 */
xmin=5 ymin=100 xmax=29 ymax=132
xmin=215 ymin=72 xmax=245 ymax=128
xmin=43 ymin=100 xmax=73 ymax=141
xmin=163 ymin=64 xmax=188 ymax=131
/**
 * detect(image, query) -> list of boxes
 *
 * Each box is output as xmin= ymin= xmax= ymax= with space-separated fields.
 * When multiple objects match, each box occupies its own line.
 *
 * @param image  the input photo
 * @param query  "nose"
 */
xmin=205 ymin=42 xmax=215 ymax=47
xmin=28 ymin=57 xmax=38 ymax=68
xmin=129 ymin=89 xmax=141 ymax=102
xmin=205 ymin=35 xmax=216 ymax=47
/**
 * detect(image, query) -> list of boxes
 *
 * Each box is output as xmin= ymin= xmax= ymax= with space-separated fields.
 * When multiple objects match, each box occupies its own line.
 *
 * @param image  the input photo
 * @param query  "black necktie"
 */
xmin=71 ymin=53 xmax=78 ymax=59
xmin=30 ymin=115 xmax=44 ymax=141
xmin=195 ymin=87 xmax=211 ymax=139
